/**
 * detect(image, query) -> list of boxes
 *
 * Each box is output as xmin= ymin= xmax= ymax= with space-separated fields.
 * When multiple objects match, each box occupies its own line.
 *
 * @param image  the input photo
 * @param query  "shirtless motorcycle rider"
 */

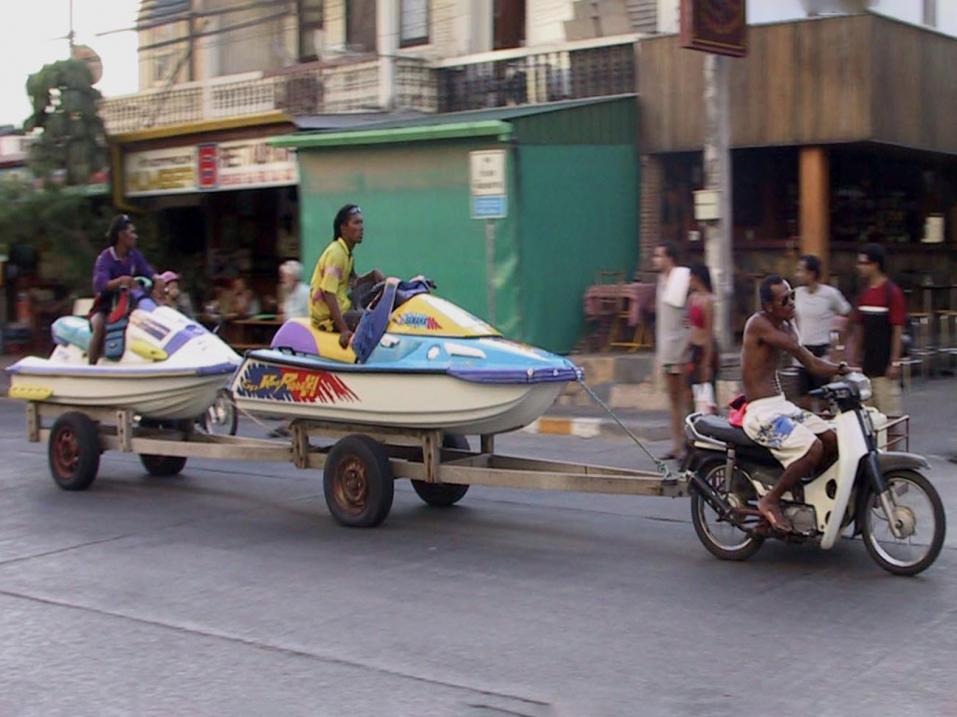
xmin=741 ymin=275 xmax=854 ymax=532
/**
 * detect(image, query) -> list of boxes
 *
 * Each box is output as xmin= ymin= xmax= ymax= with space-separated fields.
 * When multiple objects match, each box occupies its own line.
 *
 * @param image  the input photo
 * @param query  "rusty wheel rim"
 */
xmin=53 ymin=427 xmax=80 ymax=477
xmin=333 ymin=454 xmax=369 ymax=516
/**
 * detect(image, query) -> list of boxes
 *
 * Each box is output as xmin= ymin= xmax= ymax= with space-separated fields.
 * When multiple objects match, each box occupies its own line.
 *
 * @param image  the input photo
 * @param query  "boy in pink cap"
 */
xmin=160 ymin=270 xmax=194 ymax=318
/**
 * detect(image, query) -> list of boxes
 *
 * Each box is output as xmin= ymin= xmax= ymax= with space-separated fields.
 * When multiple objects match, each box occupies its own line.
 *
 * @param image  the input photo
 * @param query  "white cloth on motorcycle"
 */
xmin=742 ymin=394 xmax=832 ymax=468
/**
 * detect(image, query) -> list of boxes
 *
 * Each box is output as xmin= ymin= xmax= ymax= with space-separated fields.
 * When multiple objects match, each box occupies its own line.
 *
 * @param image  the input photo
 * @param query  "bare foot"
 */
xmin=757 ymin=497 xmax=792 ymax=533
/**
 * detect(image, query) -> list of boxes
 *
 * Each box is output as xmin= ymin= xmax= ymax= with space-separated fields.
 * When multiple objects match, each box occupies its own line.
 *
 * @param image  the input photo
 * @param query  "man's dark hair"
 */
xmin=860 ymin=243 xmax=885 ymax=273
xmin=689 ymin=262 xmax=712 ymax=292
xmin=106 ymin=214 xmax=132 ymax=246
xmin=657 ymin=241 xmax=679 ymax=262
xmin=760 ymin=274 xmax=785 ymax=308
xmin=333 ymin=203 xmax=361 ymax=241
xmin=799 ymin=254 xmax=821 ymax=280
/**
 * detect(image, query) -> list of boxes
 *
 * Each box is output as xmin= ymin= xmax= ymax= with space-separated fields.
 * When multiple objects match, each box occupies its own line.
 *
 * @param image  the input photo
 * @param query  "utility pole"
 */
xmin=702 ymin=53 xmax=733 ymax=350
xmin=681 ymin=0 xmax=746 ymax=350
xmin=68 ymin=0 xmax=76 ymax=54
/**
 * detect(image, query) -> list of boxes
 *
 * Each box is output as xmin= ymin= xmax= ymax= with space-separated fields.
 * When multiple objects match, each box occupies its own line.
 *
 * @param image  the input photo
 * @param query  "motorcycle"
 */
xmin=684 ymin=373 xmax=945 ymax=576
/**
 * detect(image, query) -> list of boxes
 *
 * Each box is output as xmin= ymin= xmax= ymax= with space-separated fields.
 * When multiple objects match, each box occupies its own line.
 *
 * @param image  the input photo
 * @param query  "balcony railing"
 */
xmin=434 ymin=34 xmax=638 ymax=113
xmin=99 ymin=57 xmax=438 ymax=134
xmin=98 ymin=36 xmax=636 ymax=135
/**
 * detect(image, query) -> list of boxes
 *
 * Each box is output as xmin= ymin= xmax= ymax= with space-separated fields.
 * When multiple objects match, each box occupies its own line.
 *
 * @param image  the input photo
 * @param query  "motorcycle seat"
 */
xmin=693 ymin=414 xmax=778 ymax=465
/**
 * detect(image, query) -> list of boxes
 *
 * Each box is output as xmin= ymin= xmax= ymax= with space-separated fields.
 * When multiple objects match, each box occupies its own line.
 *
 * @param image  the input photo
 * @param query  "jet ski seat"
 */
xmin=51 ymin=316 xmax=93 ymax=352
xmin=270 ymin=319 xmax=357 ymax=363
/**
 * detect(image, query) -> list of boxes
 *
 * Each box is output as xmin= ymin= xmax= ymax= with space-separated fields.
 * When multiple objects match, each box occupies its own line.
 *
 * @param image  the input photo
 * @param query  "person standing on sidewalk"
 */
xmin=793 ymin=254 xmax=851 ymax=407
xmin=653 ymin=242 xmax=690 ymax=460
xmin=851 ymin=243 xmax=906 ymax=417
xmin=686 ymin=263 xmax=719 ymax=414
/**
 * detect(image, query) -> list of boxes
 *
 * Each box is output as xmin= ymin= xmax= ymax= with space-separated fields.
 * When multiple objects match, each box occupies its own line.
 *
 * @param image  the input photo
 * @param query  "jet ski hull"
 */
xmin=231 ymin=352 xmax=574 ymax=435
xmin=8 ymin=359 xmax=236 ymax=420
xmin=6 ymin=299 xmax=241 ymax=420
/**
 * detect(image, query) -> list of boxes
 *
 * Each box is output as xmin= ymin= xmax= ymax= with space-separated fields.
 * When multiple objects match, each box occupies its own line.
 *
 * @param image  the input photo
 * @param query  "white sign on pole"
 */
xmin=470 ymin=150 xmax=507 ymax=219
xmin=693 ymin=189 xmax=720 ymax=221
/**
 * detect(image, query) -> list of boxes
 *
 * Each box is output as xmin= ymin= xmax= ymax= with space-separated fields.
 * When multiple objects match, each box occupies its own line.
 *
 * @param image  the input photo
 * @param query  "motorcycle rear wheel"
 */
xmin=861 ymin=470 xmax=945 ymax=577
xmin=691 ymin=460 xmax=764 ymax=561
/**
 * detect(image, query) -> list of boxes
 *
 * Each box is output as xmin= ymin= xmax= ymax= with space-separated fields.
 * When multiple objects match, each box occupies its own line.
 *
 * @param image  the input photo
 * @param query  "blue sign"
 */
xmin=471 ymin=195 xmax=507 ymax=219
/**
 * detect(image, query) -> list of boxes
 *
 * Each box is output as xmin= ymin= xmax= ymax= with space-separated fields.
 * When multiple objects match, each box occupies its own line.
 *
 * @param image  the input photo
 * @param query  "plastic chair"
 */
xmin=907 ymin=312 xmax=934 ymax=378
xmin=936 ymin=310 xmax=957 ymax=374
xmin=585 ymin=271 xmax=624 ymax=352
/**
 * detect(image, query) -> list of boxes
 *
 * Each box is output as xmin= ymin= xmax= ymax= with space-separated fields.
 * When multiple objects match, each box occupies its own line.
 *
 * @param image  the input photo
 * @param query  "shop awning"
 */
xmin=271 ymin=120 xmax=513 ymax=149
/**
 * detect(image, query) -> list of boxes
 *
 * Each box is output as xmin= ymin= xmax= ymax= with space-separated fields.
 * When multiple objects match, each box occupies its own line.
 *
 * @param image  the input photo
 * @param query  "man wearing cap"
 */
xmin=159 ymin=270 xmax=195 ymax=318
xmin=89 ymin=215 xmax=165 ymax=364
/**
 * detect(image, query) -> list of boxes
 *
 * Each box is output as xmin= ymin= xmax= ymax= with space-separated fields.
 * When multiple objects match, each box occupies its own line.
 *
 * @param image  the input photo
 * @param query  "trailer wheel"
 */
xmin=323 ymin=435 xmax=394 ymax=527
xmin=140 ymin=454 xmax=188 ymax=477
xmin=48 ymin=412 xmax=101 ymax=491
xmin=411 ymin=434 xmax=471 ymax=507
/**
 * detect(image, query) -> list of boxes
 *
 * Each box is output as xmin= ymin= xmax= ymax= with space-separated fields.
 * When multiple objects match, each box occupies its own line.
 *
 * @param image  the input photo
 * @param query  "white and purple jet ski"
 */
xmin=6 ymin=282 xmax=240 ymax=420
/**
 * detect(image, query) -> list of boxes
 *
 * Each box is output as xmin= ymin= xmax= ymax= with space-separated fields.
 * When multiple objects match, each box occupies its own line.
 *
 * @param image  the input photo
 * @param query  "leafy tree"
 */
xmin=24 ymin=59 xmax=107 ymax=187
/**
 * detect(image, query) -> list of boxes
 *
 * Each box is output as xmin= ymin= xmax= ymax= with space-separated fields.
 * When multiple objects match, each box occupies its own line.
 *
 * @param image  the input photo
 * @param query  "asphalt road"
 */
xmin=0 ymin=385 xmax=955 ymax=717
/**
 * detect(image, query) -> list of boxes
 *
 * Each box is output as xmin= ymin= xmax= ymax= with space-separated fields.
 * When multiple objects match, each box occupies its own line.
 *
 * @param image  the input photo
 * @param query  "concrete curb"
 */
xmin=522 ymin=415 xmax=671 ymax=442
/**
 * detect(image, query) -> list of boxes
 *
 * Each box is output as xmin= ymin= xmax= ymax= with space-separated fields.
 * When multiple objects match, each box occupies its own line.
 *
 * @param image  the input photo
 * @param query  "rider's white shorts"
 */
xmin=743 ymin=395 xmax=832 ymax=468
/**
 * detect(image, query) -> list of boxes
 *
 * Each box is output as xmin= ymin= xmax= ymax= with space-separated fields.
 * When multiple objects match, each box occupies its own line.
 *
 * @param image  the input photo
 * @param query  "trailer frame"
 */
xmin=26 ymin=401 xmax=688 ymax=526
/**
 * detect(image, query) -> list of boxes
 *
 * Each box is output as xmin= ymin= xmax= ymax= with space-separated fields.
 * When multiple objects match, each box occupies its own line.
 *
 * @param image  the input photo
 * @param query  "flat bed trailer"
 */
xmin=26 ymin=402 xmax=688 ymax=528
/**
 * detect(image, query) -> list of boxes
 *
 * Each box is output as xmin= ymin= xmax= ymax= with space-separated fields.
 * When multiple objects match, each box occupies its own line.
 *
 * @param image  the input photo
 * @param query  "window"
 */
xmin=153 ymin=52 xmax=174 ymax=84
xmin=493 ymin=0 xmax=525 ymax=50
xmin=400 ymin=0 xmax=429 ymax=47
xmin=298 ymin=0 xmax=324 ymax=61
xmin=346 ymin=0 xmax=377 ymax=53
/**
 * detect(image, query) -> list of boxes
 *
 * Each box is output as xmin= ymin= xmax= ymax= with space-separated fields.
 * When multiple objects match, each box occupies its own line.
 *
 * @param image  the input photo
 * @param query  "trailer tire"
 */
xmin=140 ymin=454 xmax=188 ymax=477
xmin=324 ymin=435 xmax=394 ymax=527
xmin=48 ymin=412 xmax=101 ymax=491
xmin=411 ymin=434 xmax=471 ymax=507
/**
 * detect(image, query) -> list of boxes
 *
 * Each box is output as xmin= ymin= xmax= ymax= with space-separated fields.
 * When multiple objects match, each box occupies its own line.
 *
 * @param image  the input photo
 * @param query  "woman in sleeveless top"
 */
xmin=686 ymin=264 xmax=719 ymax=404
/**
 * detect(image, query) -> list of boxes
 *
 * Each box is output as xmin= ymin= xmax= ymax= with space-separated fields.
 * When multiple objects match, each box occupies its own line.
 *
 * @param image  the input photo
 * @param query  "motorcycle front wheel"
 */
xmin=691 ymin=459 xmax=764 ymax=561
xmin=862 ymin=470 xmax=946 ymax=576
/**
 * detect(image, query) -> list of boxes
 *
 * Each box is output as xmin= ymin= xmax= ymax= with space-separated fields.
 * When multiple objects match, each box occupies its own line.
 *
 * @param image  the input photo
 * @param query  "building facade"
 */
xmin=103 ymin=0 xmax=644 ymax=324
xmin=639 ymin=12 xmax=957 ymax=333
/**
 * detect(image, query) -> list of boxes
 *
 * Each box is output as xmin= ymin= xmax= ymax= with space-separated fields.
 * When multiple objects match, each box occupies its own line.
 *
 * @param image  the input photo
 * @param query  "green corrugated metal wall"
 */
xmin=298 ymin=140 xmax=523 ymax=338
xmin=295 ymin=97 xmax=638 ymax=352
xmin=509 ymin=98 xmax=637 ymax=145
xmin=515 ymin=144 xmax=639 ymax=351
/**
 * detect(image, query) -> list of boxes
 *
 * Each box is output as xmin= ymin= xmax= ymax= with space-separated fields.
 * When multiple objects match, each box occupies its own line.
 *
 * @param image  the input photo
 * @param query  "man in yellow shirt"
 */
xmin=310 ymin=204 xmax=383 ymax=348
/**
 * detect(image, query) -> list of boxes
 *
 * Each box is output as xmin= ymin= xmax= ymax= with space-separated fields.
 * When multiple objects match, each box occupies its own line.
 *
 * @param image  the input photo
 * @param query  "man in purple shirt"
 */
xmin=88 ymin=215 xmax=164 ymax=364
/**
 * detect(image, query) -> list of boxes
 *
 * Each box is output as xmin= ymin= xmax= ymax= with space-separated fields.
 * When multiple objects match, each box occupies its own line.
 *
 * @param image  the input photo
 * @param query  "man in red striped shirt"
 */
xmin=851 ymin=243 xmax=906 ymax=417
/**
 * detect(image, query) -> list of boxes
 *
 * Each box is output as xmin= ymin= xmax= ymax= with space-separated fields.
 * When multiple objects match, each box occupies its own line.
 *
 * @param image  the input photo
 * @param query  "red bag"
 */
xmin=727 ymin=393 xmax=747 ymax=428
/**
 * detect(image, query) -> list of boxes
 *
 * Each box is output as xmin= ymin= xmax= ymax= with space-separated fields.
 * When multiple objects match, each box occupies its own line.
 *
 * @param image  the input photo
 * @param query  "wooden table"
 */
xmin=582 ymin=282 xmax=656 ymax=350
xmin=221 ymin=317 xmax=283 ymax=351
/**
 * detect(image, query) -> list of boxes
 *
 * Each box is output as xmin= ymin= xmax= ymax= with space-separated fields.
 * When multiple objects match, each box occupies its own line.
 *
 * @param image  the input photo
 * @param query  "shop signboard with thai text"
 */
xmin=125 ymin=147 xmax=196 ymax=196
xmin=218 ymin=140 xmax=297 ymax=189
xmin=125 ymin=139 xmax=297 ymax=197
